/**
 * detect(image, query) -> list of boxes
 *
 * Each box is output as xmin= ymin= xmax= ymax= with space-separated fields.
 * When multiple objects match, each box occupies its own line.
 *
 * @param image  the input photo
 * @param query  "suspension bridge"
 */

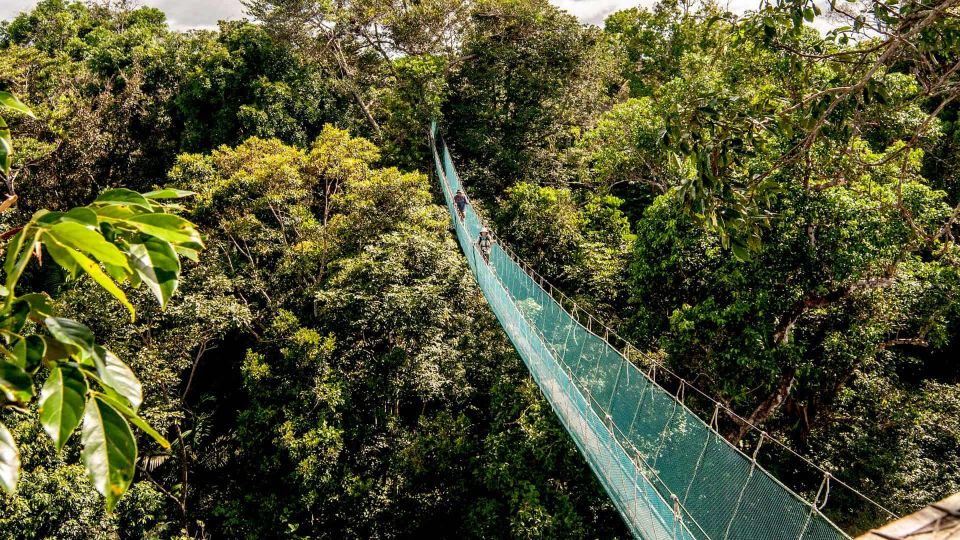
xmin=429 ymin=123 xmax=858 ymax=540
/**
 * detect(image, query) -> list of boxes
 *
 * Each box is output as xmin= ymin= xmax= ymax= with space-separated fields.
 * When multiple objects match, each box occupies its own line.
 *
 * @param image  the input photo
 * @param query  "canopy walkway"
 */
xmin=429 ymin=124 xmax=850 ymax=540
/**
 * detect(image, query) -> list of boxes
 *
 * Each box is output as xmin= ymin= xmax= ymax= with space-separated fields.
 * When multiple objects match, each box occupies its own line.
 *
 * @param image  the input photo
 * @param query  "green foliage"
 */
xmin=444 ymin=0 xmax=624 ymax=197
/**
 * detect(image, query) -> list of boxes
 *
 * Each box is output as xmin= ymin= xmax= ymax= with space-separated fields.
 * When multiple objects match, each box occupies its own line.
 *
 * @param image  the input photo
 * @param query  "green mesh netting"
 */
xmin=430 ymin=124 xmax=849 ymax=540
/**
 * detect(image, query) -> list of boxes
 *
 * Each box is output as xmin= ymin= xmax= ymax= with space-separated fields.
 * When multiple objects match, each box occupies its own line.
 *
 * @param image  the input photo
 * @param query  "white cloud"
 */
xmin=550 ymin=0 xmax=646 ymax=25
xmin=148 ymin=0 xmax=246 ymax=30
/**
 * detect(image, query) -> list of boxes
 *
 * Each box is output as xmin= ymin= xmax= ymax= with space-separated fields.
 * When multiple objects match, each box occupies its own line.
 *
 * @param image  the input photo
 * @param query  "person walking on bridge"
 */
xmin=477 ymin=227 xmax=494 ymax=264
xmin=454 ymin=189 xmax=468 ymax=221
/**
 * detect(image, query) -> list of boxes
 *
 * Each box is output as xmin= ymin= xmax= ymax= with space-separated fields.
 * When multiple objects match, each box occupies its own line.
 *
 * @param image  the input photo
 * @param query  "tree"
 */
xmin=444 ymin=0 xmax=624 ymax=198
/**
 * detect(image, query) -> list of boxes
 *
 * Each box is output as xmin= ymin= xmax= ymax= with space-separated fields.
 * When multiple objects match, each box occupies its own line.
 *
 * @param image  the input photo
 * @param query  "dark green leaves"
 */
xmin=0 ymin=422 xmax=18 ymax=494
xmin=39 ymin=365 xmax=88 ymax=451
xmin=81 ymin=396 xmax=137 ymax=512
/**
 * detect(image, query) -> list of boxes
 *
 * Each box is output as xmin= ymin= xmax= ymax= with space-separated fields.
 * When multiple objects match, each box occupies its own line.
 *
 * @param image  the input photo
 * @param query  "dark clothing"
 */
xmin=454 ymin=193 xmax=468 ymax=217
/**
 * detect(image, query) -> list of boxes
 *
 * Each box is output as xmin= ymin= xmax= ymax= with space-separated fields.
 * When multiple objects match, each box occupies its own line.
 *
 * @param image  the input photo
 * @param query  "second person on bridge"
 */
xmin=477 ymin=227 xmax=494 ymax=264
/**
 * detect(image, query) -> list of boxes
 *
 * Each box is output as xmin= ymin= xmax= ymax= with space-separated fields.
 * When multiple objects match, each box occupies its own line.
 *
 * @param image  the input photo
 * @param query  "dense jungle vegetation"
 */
xmin=1 ymin=0 xmax=959 ymax=537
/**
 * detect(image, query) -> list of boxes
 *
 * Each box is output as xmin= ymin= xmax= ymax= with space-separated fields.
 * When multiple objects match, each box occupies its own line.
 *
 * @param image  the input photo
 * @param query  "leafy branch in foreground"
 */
xmin=0 ymin=91 xmax=203 ymax=511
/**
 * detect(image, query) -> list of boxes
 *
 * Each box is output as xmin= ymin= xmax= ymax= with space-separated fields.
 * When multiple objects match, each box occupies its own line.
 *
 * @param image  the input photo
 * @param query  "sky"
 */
xmin=0 ymin=0 xmax=765 ymax=30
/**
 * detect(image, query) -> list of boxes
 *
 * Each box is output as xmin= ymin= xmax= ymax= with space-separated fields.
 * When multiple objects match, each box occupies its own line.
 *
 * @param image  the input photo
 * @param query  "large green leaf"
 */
xmin=46 ymin=222 xmax=131 ymax=272
xmin=19 ymin=292 xmax=55 ymax=322
xmin=0 ymin=360 xmax=34 ymax=404
xmin=23 ymin=335 xmax=45 ymax=373
xmin=95 ymin=188 xmax=153 ymax=209
xmin=0 ymin=421 xmax=18 ymax=494
xmin=42 ymin=233 xmax=81 ymax=277
xmin=4 ymin=228 xmax=40 ymax=291
xmin=142 ymin=188 xmax=195 ymax=200
xmin=39 ymin=365 xmax=88 ymax=451
xmin=95 ymin=392 xmax=169 ymax=449
xmin=0 ymin=91 xmax=34 ymax=117
xmin=81 ymin=396 xmax=137 ymax=512
xmin=124 ymin=214 xmax=203 ymax=247
xmin=60 ymin=207 xmax=99 ymax=227
xmin=128 ymin=237 xmax=180 ymax=308
xmin=45 ymin=317 xmax=95 ymax=356
xmin=44 ymin=237 xmax=135 ymax=320
xmin=0 ymin=299 xmax=30 ymax=334
xmin=93 ymin=346 xmax=142 ymax=410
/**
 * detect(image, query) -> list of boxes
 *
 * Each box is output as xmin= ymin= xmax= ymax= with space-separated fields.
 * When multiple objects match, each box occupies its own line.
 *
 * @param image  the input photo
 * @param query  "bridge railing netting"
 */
xmin=429 ymin=124 xmax=848 ymax=540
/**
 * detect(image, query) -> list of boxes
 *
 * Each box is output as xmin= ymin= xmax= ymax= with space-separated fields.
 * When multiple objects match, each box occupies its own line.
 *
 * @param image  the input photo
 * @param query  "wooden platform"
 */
xmin=856 ymin=493 xmax=960 ymax=540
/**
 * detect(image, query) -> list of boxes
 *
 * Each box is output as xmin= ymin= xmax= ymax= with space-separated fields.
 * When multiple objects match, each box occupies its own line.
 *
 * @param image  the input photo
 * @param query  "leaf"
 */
xmin=42 ymin=233 xmax=80 ymax=277
xmin=43 ymin=237 xmax=135 ymax=320
xmin=45 ymin=317 xmax=95 ymax=357
xmin=0 ymin=91 xmax=34 ymax=117
xmin=0 ymin=117 xmax=10 ymax=176
xmin=80 ymin=396 xmax=137 ymax=512
xmin=124 ymin=214 xmax=203 ymax=247
xmin=0 ymin=360 xmax=34 ymax=404
xmin=0 ymin=299 xmax=30 ymax=333
xmin=731 ymin=239 xmax=751 ymax=261
xmin=39 ymin=365 xmax=88 ymax=451
xmin=128 ymin=238 xmax=180 ymax=308
xmin=19 ymin=292 xmax=55 ymax=321
xmin=95 ymin=392 xmax=169 ymax=449
xmin=42 ymin=335 xmax=72 ymax=364
xmin=93 ymin=346 xmax=142 ymax=410
xmin=142 ymin=188 xmax=196 ymax=200
xmin=8 ymin=338 xmax=26 ymax=368
xmin=0 ymin=194 xmax=17 ymax=214
xmin=23 ymin=335 xmax=45 ymax=373
xmin=96 ymin=189 xmax=153 ymax=209
xmin=46 ymin=222 xmax=131 ymax=272
xmin=0 ymin=421 xmax=18 ymax=494
xmin=60 ymin=207 xmax=99 ymax=226
xmin=5 ymin=228 xmax=39 ymax=291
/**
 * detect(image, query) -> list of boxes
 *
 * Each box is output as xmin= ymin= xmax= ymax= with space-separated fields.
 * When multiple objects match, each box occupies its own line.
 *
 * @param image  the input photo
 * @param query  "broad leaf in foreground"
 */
xmin=39 ymin=365 xmax=88 ymax=451
xmin=80 ymin=396 xmax=137 ymax=511
xmin=93 ymin=346 xmax=142 ymax=410
xmin=128 ymin=237 xmax=180 ymax=308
